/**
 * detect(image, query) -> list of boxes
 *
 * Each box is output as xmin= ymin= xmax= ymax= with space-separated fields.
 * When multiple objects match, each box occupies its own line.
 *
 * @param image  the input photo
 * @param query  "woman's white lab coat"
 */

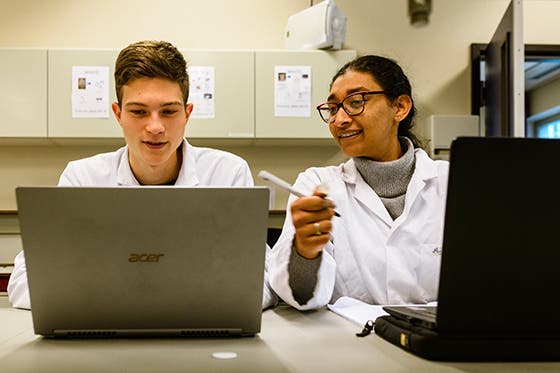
xmin=268 ymin=148 xmax=449 ymax=310
xmin=8 ymin=139 xmax=278 ymax=309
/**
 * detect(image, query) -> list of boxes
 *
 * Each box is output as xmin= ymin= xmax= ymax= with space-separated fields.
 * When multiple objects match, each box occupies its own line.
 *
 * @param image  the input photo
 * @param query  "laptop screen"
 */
xmin=436 ymin=137 xmax=560 ymax=333
xmin=17 ymin=186 xmax=269 ymax=337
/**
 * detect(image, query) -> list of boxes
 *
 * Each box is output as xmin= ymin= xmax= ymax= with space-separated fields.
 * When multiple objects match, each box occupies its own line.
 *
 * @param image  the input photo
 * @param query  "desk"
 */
xmin=1 ymin=297 xmax=558 ymax=372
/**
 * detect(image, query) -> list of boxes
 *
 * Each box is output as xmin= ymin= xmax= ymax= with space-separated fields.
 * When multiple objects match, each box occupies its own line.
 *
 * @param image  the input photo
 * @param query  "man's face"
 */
xmin=112 ymin=77 xmax=192 ymax=181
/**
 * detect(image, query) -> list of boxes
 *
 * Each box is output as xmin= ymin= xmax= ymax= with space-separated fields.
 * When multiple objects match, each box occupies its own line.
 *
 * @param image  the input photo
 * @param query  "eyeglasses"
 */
xmin=316 ymin=91 xmax=386 ymax=124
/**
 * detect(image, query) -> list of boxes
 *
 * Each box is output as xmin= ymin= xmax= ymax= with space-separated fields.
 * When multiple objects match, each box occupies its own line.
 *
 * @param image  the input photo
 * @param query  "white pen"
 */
xmin=258 ymin=170 xmax=341 ymax=217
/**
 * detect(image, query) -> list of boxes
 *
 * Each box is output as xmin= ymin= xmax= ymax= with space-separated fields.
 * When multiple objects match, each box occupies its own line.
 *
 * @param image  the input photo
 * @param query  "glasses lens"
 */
xmin=343 ymin=94 xmax=365 ymax=115
xmin=318 ymin=103 xmax=337 ymax=123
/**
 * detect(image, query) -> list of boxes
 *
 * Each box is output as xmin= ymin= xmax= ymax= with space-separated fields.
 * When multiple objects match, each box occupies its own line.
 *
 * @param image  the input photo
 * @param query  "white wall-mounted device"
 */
xmin=285 ymin=0 xmax=347 ymax=50
xmin=426 ymin=115 xmax=480 ymax=159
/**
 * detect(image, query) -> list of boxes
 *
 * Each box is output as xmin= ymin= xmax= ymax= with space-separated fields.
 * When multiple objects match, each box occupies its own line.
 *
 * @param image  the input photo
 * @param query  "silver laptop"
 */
xmin=16 ymin=186 xmax=269 ymax=338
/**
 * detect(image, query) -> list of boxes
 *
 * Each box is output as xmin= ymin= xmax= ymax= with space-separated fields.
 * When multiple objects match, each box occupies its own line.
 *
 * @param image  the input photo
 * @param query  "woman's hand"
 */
xmin=291 ymin=188 xmax=336 ymax=259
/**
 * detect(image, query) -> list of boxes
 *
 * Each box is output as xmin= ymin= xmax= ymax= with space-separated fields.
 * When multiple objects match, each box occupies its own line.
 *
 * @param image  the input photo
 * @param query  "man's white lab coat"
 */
xmin=8 ymin=139 xmax=277 ymax=309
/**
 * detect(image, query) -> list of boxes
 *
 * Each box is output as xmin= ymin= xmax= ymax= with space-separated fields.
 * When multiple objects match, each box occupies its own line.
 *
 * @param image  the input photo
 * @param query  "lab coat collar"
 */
xmin=116 ymin=147 xmax=140 ymax=186
xmin=116 ymin=139 xmax=199 ymax=186
xmin=399 ymin=149 xmax=439 ymax=219
xmin=341 ymin=148 xmax=439 ymax=226
xmin=342 ymin=159 xmax=393 ymax=225
xmin=175 ymin=139 xmax=200 ymax=186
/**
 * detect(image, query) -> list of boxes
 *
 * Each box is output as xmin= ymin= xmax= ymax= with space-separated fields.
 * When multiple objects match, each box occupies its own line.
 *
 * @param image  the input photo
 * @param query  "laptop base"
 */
xmin=46 ymin=328 xmax=249 ymax=338
xmin=374 ymin=316 xmax=560 ymax=361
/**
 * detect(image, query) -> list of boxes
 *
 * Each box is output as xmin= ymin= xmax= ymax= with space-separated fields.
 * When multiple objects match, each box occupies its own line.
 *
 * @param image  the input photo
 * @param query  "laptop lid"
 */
xmin=435 ymin=137 xmax=560 ymax=333
xmin=16 ymin=186 xmax=269 ymax=337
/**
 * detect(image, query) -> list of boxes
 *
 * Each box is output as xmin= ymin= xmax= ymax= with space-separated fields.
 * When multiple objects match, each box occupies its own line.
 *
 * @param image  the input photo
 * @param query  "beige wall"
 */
xmin=528 ymin=76 xmax=560 ymax=116
xmin=1 ymin=0 xmax=560 ymax=210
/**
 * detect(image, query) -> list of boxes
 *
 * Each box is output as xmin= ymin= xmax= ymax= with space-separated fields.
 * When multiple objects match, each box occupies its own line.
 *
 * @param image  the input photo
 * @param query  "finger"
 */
xmin=294 ymin=234 xmax=331 ymax=259
xmin=314 ymin=183 xmax=330 ymax=196
xmin=311 ymin=190 xmax=336 ymax=212
xmin=296 ymin=220 xmax=333 ymax=240
xmin=292 ymin=208 xmax=334 ymax=230
xmin=311 ymin=188 xmax=327 ymax=199
xmin=291 ymin=195 xmax=334 ymax=213
xmin=308 ymin=220 xmax=333 ymax=237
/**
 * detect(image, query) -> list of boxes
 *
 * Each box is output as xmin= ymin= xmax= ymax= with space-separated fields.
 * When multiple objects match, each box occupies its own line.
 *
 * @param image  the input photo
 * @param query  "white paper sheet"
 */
xmin=274 ymin=65 xmax=311 ymax=117
xmin=71 ymin=66 xmax=109 ymax=118
xmin=327 ymin=296 xmax=438 ymax=326
xmin=188 ymin=66 xmax=215 ymax=119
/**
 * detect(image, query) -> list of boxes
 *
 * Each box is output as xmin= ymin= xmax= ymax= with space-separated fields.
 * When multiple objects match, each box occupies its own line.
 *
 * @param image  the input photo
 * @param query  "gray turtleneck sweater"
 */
xmin=353 ymin=137 xmax=415 ymax=220
xmin=288 ymin=137 xmax=416 ymax=305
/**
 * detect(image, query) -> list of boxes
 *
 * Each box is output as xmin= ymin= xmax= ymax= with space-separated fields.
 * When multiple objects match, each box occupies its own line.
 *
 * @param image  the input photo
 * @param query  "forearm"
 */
xmin=7 ymin=251 xmax=31 ymax=309
xmin=288 ymin=245 xmax=322 ymax=305
xmin=269 ymin=236 xmax=336 ymax=310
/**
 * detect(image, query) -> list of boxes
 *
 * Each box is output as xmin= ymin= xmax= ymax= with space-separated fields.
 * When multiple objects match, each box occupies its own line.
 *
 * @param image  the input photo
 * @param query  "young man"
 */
xmin=8 ymin=40 xmax=277 ymax=309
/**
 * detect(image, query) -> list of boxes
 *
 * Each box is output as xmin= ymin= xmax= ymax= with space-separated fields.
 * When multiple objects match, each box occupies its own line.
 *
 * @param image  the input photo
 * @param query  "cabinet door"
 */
xmin=255 ymin=50 xmax=356 ymax=138
xmin=48 ymin=49 xmax=121 ymax=138
xmin=0 ymin=49 xmax=47 ymax=137
xmin=183 ymin=50 xmax=254 ymax=138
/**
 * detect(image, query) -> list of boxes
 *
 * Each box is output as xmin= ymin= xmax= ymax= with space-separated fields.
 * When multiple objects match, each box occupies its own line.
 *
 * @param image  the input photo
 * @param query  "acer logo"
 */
xmin=128 ymin=253 xmax=165 ymax=263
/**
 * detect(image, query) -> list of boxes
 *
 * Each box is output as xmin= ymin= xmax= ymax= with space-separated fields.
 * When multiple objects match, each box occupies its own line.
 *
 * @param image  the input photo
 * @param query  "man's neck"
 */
xmin=132 ymin=147 xmax=183 ymax=186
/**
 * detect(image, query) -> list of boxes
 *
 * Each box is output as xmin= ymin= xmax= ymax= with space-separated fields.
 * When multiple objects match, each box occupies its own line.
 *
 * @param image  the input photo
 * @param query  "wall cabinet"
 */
xmin=48 ymin=49 xmax=121 ymax=138
xmin=183 ymin=50 xmax=254 ymax=138
xmin=0 ymin=48 xmax=47 ymax=137
xmin=1 ymin=48 xmax=356 ymax=140
xmin=255 ymin=50 xmax=356 ymax=138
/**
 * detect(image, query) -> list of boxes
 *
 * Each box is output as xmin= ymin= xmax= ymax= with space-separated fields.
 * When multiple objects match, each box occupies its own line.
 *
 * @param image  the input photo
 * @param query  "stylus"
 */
xmin=258 ymin=170 xmax=341 ymax=217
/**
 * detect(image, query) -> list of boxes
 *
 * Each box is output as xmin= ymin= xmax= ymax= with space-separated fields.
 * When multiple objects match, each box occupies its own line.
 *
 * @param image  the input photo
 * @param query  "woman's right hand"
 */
xmin=291 ymin=188 xmax=336 ymax=259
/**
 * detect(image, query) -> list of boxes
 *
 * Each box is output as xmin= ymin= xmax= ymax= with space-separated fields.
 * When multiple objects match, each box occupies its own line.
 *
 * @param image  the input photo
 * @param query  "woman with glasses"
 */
xmin=268 ymin=55 xmax=449 ymax=310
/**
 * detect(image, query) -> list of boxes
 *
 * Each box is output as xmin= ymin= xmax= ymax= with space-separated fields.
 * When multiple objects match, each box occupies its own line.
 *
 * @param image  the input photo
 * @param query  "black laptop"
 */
xmin=375 ymin=137 xmax=560 ymax=361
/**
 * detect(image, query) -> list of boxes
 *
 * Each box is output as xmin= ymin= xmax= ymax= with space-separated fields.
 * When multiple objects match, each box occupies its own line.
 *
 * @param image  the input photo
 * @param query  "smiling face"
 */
xmin=112 ymin=77 xmax=193 ymax=185
xmin=327 ymin=70 xmax=411 ymax=161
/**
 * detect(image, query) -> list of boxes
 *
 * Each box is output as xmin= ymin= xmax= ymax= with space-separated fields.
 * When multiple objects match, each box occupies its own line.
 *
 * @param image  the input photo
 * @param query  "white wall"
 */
xmin=1 ymin=0 xmax=559 ymax=210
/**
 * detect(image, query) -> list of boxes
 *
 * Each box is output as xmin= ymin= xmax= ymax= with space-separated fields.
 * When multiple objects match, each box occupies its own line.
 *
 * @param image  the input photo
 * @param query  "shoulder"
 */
xmin=293 ymin=163 xmax=346 ymax=193
xmin=68 ymin=147 xmax=125 ymax=169
xmin=413 ymin=148 xmax=449 ymax=195
xmin=414 ymin=148 xmax=449 ymax=175
xmin=300 ymin=163 xmax=345 ymax=179
xmin=190 ymin=145 xmax=248 ymax=168
xmin=68 ymin=147 xmax=124 ymax=167
xmin=182 ymin=143 xmax=253 ymax=186
xmin=60 ymin=147 xmax=124 ymax=185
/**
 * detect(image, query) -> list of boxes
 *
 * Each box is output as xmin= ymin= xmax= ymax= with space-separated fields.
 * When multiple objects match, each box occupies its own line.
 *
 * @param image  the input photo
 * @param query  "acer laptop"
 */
xmin=16 ymin=186 xmax=269 ymax=338
xmin=375 ymin=137 xmax=560 ymax=360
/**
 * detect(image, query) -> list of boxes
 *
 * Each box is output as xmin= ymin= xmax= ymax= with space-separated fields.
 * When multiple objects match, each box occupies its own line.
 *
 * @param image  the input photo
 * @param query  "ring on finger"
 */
xmin=313 ymin=222 xmax=322 ymax=235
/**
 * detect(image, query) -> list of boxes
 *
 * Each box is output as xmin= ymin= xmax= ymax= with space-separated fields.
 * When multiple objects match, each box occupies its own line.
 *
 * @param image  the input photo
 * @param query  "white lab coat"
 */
xmin=8 ymin=139 xmax=278 ymax=309
xmin=268 ymin=148 xmax=449 ymax=310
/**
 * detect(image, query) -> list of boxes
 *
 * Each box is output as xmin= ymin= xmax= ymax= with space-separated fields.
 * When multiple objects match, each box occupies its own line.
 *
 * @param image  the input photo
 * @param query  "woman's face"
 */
xmin=327 ymin=70 xmax=410 ymax=161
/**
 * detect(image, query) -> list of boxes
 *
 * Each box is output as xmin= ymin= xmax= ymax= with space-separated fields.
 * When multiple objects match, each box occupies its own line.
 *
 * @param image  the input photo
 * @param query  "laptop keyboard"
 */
xmin=413 ymin=306 xmax=437 ymax=317
xmin=383 ymin=305 xmax=438 ymax=328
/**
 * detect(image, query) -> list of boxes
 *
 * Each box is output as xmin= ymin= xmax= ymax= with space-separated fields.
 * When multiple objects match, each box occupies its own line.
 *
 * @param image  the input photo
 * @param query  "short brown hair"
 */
xmin=114 ymin=40 xmax=189 ymax=105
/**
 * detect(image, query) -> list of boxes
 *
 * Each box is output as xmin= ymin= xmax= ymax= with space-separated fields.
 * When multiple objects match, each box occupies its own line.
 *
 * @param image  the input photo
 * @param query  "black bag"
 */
xmin=374 ymin=315 xmax=560 ymax=362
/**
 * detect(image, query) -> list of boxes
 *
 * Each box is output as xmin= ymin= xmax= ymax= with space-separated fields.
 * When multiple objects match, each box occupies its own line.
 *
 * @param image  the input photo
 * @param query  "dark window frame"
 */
xmin=470 ymin=43 xmax=560 ymax=116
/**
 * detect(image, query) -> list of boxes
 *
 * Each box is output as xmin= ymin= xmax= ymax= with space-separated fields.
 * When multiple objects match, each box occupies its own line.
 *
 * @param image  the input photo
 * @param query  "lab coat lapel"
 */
xmin=117 ymin=146 xmax=140 ymax=186
xmin=175 ymin=139 xmax=200 ymax=186
xmin=343 ymin=160 xmax=393 ymax=227
xmin=116 ymin=139 xmax=200 ymax=186
xmin=396 ymin=149 xmax=438 ymax=223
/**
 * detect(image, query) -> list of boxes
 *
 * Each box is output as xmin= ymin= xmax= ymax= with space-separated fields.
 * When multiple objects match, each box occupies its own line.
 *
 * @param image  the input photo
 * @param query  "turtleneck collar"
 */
xmin=353 ymin=137 xmax=416 ymax=198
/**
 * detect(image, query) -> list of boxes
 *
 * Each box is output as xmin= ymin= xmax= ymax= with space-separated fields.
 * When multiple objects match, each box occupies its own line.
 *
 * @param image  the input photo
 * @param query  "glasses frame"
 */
xmin=316 ymin=90 xmax=386 ymax=124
